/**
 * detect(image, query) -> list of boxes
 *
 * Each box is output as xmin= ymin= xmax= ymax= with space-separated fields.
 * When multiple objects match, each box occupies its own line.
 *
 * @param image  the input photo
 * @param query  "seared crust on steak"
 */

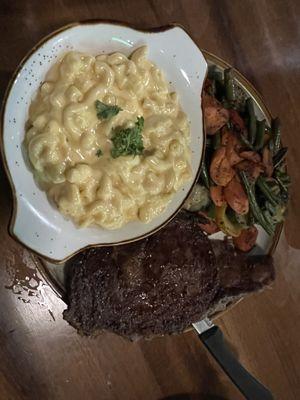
xmin=63 ymin=213 xmax=274 ymax=339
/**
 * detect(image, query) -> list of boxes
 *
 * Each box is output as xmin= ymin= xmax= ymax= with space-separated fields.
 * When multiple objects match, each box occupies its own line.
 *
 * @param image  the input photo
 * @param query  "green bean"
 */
xmin=209 ymin=68 xmax=225 ymax=101
xmin=256 ymin=176 xmax=278 ymax=207
xmin=275 ymin=169 xmax=291 ymax=185
xmin=216 ymin=70 xmax=224 ymax=81
xmin=205 ymin=203 xmax=216 ymax=219
xmin=208 ymin=69 xmax=223 ymax=83
xmin=240 ymin=171 xmax=274 ymax=235
xmin=279 ymin=189 xmax=289 ymax=203
xmin=239 ymin=133 xmax=254 ymax=150
xmin=213 ymin=132 xmax=221 ymax=150
xmin=280 ymin=175 xmax=291 ymax=185
xmin=248 ymin=211 xmax=255 ymax=226
xmin=273 ymin=147 xmax=288 ymax=169
xmin=222 ymin=99 xmax=231 ymax=109
xmin=276 ymin=176 xmax=288 ymax=193
xmin=207 ymin=65 xmax=217 ymax=80
xmin=268 ymin=139 xmax=274 ymax=155
xmin=209 ymin=79 xmax=216 ymax=96
xmin=206 ymin=137 xmax=213 ymax=148
xmin=277 ymin=164 xmax=287 ymax=173
xmin=265 ymin=201 xmax=276 ymax=215
xmin=270 ymin=184 xmax=281 ymax=196
xmin=254 ymin=119 xmax=266 ymax=150
xmin=207 ymin=66 xmax=224 ymax=99
xmin=263 ymin=210 xmax=275 ymax=229
xmin=233 ymin=212 xmax=249 ymax=228
xmin=224 ymin=68 xmax=234 ymax=102
xmin=206 ymin=66 xmax=216 ymax=96
xmin=246 ymin=98 xmax=257 ymax=145
xmin=200 ymin=162 xmax=210 ymax=189
xmin=271 ymin=117 xmax=281 ymax=154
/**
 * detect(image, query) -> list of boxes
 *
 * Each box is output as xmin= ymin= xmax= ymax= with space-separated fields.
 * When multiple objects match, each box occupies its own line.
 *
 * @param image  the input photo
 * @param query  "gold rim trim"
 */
xmin=0 ymin=20 xmax=207 ymax=264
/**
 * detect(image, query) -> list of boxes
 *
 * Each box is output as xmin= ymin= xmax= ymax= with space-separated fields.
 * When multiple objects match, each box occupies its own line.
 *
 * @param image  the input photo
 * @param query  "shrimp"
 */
xmin=224 ymin=177 xmax=249 ymax=215
xmin=210 ymin=147 xmax=235 ymax=186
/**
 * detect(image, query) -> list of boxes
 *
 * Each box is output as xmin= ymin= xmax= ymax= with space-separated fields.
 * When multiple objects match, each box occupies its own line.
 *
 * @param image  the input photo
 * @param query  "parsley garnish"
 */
xmin=111 ymin=117 xmax=144 ymax=158
xmin=95 ymin=100 xmax=122 ymax=120
xmin=95 ymin=149 xmax=103 ymax=157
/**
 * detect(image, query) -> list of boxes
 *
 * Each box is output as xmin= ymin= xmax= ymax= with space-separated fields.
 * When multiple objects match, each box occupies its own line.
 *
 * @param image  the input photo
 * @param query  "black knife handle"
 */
xmin=199 ymin=326 xmax=273 ymax=400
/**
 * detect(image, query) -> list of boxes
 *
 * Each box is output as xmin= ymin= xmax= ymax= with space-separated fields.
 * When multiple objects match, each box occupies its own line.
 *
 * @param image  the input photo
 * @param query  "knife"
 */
xmin=193 ymin=318 xmax=274 ymax=400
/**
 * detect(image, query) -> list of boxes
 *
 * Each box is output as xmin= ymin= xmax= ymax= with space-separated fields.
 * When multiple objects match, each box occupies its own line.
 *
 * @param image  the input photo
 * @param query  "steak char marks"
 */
xmin=64 ymin=213 xmax=274 ymax=339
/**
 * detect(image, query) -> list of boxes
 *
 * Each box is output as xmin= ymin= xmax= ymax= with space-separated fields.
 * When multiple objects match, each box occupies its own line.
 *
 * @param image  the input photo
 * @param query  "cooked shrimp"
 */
xmin=210 ymin=185 xmax=226 ymax=207
xmin=203 ymin=94 xmax=229 ymax=135
xmin=224 ymin=177 xmax=249 ymax=215
xmin=240 ymin=151 xmax=261 ymax=163
xmin=233 ymin=226 xmax=258 ymax=252
xmin=210 ymin=147 xmax=235 ymax=186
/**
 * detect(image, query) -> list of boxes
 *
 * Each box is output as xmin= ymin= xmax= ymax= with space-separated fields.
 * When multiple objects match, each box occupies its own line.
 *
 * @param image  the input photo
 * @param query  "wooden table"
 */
xmin=1 ymin=1 xmax=300 ymax=399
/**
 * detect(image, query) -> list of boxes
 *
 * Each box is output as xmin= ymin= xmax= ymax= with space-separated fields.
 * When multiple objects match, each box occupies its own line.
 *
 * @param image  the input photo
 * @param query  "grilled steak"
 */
xmin=63 ymin=213 xmax=275 ymax=339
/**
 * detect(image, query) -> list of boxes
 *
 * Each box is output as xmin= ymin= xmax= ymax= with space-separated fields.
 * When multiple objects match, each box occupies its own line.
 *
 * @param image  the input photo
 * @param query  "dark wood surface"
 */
xmin=1 ymin=1 xmax=300 ymax=399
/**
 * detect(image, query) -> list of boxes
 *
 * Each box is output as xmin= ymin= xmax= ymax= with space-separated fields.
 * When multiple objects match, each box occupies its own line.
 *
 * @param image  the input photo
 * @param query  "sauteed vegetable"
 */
xmin=185 ymin=65 xmax=290 ymax=252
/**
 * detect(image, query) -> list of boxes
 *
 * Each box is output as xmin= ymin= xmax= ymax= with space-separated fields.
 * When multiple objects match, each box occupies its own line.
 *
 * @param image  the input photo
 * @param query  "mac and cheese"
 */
xmin=25 ymin=47 xmax=191 ymax=229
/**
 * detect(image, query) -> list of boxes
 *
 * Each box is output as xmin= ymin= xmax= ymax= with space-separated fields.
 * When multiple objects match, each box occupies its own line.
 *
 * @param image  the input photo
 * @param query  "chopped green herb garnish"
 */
xmin=95 ymin=100 xmax=122 ymax=120
xmin=111 ymin=116 xmax=144 ymax=158
xmin=95 ymin=149 xmax=103 ymax=157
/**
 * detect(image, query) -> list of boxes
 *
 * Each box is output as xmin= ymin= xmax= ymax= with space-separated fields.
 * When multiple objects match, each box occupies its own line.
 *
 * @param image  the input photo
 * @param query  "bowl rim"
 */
xmin=0 ymin=20 xmax=207 ymax=264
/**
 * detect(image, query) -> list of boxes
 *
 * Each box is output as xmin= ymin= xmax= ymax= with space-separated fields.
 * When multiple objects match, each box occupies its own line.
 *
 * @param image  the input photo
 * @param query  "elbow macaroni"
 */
xmin=25 ymin=47 xmax=192 ymax=229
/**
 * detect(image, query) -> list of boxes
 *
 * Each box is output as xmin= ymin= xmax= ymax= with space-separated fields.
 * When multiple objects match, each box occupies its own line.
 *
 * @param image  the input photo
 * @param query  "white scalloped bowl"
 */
xmin=1 ymin=22 xmax=207 ymax=263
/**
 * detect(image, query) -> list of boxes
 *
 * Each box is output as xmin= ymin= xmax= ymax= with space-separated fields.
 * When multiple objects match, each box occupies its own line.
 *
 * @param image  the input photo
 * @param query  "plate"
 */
xmin=35 ymin=49 xmax=283 ymax=305
xmin=1 ymin=21 xmax=207 ymax=263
